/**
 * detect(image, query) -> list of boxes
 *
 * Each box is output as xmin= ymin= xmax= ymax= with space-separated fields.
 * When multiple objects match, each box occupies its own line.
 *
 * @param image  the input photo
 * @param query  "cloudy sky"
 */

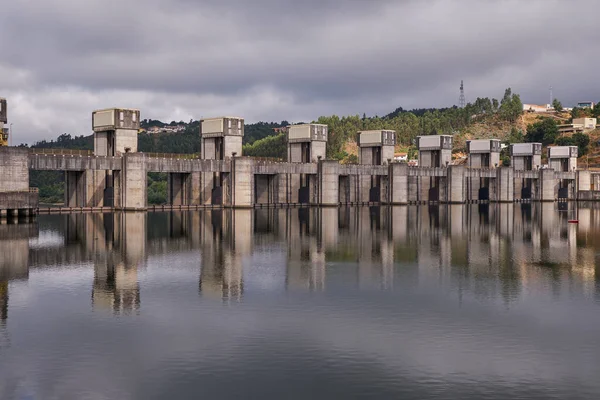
xmin=1 ymin=0 xmax=598 ymax=144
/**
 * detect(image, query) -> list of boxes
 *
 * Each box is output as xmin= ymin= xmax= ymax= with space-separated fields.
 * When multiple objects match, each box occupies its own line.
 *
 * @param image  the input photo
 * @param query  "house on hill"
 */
xmin=394 ymin=152 xmax=408 ymax=162
xmin=523 ymin=104 xmax=552 ymax=113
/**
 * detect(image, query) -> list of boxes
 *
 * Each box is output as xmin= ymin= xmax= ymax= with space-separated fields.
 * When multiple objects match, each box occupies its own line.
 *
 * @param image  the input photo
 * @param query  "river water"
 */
xmin=1 ymin=204 xmax=600 ymax=399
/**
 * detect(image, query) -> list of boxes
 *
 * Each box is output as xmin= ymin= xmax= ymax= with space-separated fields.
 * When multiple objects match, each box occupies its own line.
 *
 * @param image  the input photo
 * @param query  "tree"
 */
xmin=592 ymin=103 xmax=600 ymax=119
xmin=526 ymin=118 xmax=558 ymax=145
xmin=492 ymin=98 xmax=499 ymax=112
xmin=572 ymin=132 xmax=591 ymax=156
xmin=555 ymin=136 xmax=572 ymax=146
xmin=499 ymin=88 xmax=523 ymax=123
xmin=242 ymin=133 xmax=287 ymax=159
xmin=507 ymin=127 xmax=524 ymax=143
xmin=552 ymin=98 xmax=563 ymax=112
xmin=572 ymin=107 xmax=592 ymax=120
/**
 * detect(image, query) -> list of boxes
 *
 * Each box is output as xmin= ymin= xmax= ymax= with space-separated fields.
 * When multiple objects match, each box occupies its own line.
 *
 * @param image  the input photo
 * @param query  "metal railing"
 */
xmin=143 ymin=152 xmax=200 ymax=160
xmin=30 ymin=148 xmax=93 ymax=156
xmin=0 ymin=187 xmax=39 ymax=193
xmin=248 ymin=156 xmax=285 ymax=162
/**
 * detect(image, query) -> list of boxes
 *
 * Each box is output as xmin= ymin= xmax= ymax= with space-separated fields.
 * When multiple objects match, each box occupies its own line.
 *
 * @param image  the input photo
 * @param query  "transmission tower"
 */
xmin=459 ymin=80 xmax=466 ymax=108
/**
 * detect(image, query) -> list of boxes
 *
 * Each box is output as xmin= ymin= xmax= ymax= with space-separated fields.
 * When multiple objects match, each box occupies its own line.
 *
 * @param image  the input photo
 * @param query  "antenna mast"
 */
xmin=459 ymin=80 xmax=466 ymax=108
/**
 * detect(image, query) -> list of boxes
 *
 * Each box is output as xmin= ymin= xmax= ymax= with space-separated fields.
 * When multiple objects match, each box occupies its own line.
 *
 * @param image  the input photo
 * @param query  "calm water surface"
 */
xmin=1 ymin=204 xmax=600 ymax=399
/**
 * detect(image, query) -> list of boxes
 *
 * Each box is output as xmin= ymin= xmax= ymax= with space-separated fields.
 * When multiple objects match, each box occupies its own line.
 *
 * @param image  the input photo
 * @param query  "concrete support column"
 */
xmin=221 ymin=172 xmax=232 ymax=206
xmin=113 ymin=170 xmax=122 ymax=209
xmin=290 ymin=174 xmax=301 ymax=204
xmin=84 ymin=170 xmax=106 ymax=207
xmin=447 ymin=166 xmax=466 ymax=204
xmin=389 ymin=163 xmax=408 ymax=204
xmin=591 ymin=173 xmax=600 ymax=191
xmin=309 ymin=174 xmax=319 ymax=205
xmin=200 ymin=172 xmax=215 ymax=205
xmin=540 ymin=169 xmax=555 ymax=202
xmin=188 ymin=172 xmax=201 ymax=205
xmin=338 ymin=176 xmax=348 ymax=204
xmin=277 ymin=173 xmax=289 ymax=204
xmin=408 ymin=176 xmax=418 ymax=203
xmin=380 ymin=175 xmax=389 ymax=204
xmin=65 ymin=171 xmax=85 ymax=207
xmin=121 ymin=153 xmax=147 ymax=211
xmin=496 ymin=167 xmax=514 ymax=203
xmin=168 ymin=173 xmax=185 ymax=206
xmin=577 ymin=170 xmax=591 ymax=199
xmin=231 ymin=157 xmax=254 ymax=208
xmin=65 ymin=171 xmax=77 ymax=207
xmin=438 ymin=176 xmax=448 ymax=203
xmin=254 ymin=175 xmax=274 ymax=205
xmin=359 ymin=175 xmax=371 ymax=203
xmin=420 ymin=177 xmax=432 ymax=202
xmin=318 ymin=160 xmax=340 ymax=206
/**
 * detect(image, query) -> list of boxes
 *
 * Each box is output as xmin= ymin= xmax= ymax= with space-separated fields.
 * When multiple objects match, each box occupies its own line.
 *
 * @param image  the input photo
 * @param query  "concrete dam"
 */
xmin=0 ymin=106 xmax=599 ymax=217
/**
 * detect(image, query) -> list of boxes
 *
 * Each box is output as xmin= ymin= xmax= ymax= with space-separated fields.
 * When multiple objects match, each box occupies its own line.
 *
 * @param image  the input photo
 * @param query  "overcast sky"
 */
xmin=1 ymin=0 xmax=598 ymax=144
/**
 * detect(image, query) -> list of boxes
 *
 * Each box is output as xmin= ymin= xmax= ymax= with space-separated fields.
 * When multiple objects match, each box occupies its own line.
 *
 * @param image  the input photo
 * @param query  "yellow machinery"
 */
xmin=0 ymin=125 xmax=7 ymax=147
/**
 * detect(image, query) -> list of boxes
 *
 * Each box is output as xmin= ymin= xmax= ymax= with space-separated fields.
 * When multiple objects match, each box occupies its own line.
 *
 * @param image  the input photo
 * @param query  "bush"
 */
xmin=526 ymin=118 xmax=558 ymax=145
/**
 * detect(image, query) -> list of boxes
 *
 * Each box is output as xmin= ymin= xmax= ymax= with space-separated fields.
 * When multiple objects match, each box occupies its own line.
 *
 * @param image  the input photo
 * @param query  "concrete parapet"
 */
xmin=338 ymin=164 xmax=388 ymax=176
xmin=29 ymin=153 xmax=122 ymax=171
xmin=144 ymin=157 xmax=230 ymax=173
xmin=252 ymin=160 xmax=317 ymax=175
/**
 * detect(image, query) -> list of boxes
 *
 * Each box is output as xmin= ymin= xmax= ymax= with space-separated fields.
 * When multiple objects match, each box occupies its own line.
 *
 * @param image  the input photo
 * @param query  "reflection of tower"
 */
xmin=358 ymin=207 xmax=395 ymax=289
xmin=286 ymin=208 xmax=325 ymax=291
xmin=459 ymin=80 xmax=466 ymax=108
xmin=199 ymin=210 xmax=247 ymax=301
xmin=0 ymin=222 xmax=33 ymax=326
xmin=92 ymin=262 xmax=140 ymax=315
xmin=91 ymin=213 xmax=144 ymax=315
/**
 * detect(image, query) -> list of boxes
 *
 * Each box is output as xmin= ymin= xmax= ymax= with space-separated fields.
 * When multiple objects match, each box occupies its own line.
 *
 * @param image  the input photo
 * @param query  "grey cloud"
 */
xmin=0 ymin=0 xmax=598 ymax=143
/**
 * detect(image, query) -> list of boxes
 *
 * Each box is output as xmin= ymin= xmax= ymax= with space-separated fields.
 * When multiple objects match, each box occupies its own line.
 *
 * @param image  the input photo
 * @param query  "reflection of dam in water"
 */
xmin=1 ymin=204 xmax=600 ymax=324
xmin=0 ymin=222 xmax=36 ymax=325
